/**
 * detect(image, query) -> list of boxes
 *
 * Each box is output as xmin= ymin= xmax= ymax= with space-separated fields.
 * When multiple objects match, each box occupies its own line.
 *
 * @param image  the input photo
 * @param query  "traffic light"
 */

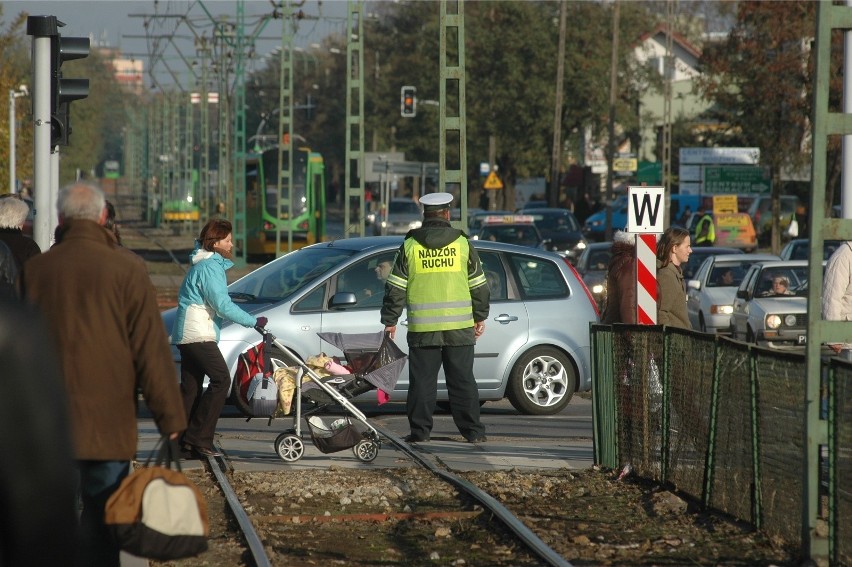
xmin=51 ymin=33 xmax=90 ymax=146
xmin=400 ymin=86 xmax=416 ymax=118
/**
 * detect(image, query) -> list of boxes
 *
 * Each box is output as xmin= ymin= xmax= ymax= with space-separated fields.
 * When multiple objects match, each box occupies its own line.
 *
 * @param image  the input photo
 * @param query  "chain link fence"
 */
xmin=591 ymin=324 xmax=848 ymax=562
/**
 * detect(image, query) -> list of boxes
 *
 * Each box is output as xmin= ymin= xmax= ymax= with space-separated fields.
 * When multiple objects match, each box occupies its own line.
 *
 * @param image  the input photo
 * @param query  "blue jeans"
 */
xmin=77 ymin=460 xmax=130 ymax=567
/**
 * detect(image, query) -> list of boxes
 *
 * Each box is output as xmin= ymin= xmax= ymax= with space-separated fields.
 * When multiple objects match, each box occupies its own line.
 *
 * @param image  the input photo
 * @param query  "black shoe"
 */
xmin=465 ymin=434 xmax=487 ymax=443
xmin=191 ymin=445 xmax=223 ymax=458
xmin=403 ymin=434 xmax=430 ymax=443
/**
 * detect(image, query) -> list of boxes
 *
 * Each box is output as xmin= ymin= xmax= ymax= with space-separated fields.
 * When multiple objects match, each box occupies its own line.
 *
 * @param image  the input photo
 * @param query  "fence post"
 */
xmin=591 ymin=324 xmax=617 ymax=468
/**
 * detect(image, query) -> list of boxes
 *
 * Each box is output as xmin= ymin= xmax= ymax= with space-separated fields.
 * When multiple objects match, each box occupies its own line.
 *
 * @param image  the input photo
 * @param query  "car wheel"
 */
xmin=698 ymin=313 xmax=707 ymax=333
xmin=507 ymin=347 xmax=576 ymax=416
xmin=746 ymin=326 xmax=756 ymax=344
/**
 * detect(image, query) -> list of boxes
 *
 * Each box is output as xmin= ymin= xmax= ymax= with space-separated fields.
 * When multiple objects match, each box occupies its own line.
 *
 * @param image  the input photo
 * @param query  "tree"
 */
xmin=0 ymin=7 xmax=32 ymax=194
xmin=695 ymin=1 xmax=816 ymax=253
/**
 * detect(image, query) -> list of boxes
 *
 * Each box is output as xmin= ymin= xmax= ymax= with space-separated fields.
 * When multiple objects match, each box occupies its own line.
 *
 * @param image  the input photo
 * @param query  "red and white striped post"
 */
xmin=636 ymin=234 xmax=658 ymax=324
xmin=626 ymin=186 xmax=666 ymax=325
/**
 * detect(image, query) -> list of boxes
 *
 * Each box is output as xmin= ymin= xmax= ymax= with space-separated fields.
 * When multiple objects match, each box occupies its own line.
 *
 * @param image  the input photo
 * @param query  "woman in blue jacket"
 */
xmin=172 ymin=219 xmax=266 ymax=457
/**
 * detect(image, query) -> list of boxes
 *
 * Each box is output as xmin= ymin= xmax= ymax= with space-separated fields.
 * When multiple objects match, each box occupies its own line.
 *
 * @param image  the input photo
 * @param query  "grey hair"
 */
xmin=58 ymin=182 xmax=106 ymax=222
xmin=0 ymin=197 xmax=30 ymax=229
xmin=613 ymin=230 xmax=636 ymax=245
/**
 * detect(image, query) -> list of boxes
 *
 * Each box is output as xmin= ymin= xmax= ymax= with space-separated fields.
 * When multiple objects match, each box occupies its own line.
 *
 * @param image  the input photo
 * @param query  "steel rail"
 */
xmin=373 ymin=425 xmax=573 ymax=567
xmin=206 ymin=450 xmax=272 ymax=567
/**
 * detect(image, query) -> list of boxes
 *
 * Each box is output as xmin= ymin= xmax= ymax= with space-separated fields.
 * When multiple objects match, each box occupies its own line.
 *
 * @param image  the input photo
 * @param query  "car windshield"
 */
xmin=389 ymin=200 xmax=420 ymax=215
xmin=532 ymin=213 xmax=580 ymax=232
xmin=228 ymin=246 xmax=357 ymax=302
xmin=479 ymin=225 xmax=540 ymax=246
xmin=754 ymin=266 xmax=809 ymax=297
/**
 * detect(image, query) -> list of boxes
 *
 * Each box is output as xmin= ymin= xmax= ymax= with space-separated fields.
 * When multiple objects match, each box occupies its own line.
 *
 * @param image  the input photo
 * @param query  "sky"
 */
xmin=3 ymin=0 xmax=354 ymax=87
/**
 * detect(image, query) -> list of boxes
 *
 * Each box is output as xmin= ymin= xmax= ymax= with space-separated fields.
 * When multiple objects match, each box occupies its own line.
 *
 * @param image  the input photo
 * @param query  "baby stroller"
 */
xmin=258 ymin=328 xmax=407 ymax=463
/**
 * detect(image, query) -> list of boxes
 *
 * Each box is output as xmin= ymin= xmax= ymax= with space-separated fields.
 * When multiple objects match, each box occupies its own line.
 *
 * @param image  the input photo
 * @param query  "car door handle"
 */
xmin=493 ymin=314 xmax=519 ymax=324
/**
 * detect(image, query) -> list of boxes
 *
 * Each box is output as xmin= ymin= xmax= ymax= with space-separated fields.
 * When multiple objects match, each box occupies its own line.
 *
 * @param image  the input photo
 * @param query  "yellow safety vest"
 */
xmin=404 ymin=236 xmax=474 ymax=332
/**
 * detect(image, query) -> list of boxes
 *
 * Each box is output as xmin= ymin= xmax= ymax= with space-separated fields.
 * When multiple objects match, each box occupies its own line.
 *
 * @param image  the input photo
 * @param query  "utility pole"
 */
xmin=439 ymin=0 xmax=468 ymax=227
xmin=549 ymin=1 xmax=567 ymax=209
xmin=605 ymin=0 xmax=620 ymax=242
xmin=662 ymin=0 xmax=675 ymax=226
xmin=344 ymin=0 xmax=366 ymax=238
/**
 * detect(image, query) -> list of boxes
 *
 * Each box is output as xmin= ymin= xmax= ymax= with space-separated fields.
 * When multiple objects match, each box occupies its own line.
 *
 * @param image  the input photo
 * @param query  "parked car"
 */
xmin=373 ymin=198 xmax=422 ymax=236
xmin=474 ymin=215 xmax=547 ymax=250
xmin=574 ymin=242 xmax=613 ymax=310
xmin=729 ymin=260 xmax=810 ymax=349
xmin=685 ymin=212 xmax=757 ymax=252
xmin=686 ymin=253 xmax=780 ymax=333
xmin=681 ymin=246 xmax=744 ymax=281
xmin=747 ymin=195 xmax=799 ymax=244
xmin=467 ymin=209 xmax=512 ymax=237
xmin=522 ymin=207 xmax=587 ymax=264
xmin=161 ymin=236 xmax=600 ymax=416
xmin=779 ymin=238 xmax=843 ymax=261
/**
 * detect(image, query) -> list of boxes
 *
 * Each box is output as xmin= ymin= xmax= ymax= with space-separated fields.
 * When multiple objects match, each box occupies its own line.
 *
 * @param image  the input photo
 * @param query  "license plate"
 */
xmin=797 ymin=335 xmax=807 ymax=345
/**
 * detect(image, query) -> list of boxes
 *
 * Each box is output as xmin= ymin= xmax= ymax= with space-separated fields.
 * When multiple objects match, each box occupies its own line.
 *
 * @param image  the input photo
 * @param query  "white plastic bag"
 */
xmin=786 ymin=217 xmax=799 ymax=238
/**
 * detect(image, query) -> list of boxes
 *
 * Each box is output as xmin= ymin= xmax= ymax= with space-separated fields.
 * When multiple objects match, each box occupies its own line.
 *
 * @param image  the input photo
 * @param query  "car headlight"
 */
xmin=710 ymin=305 xmax=733 ymax=315
xmin=591 ymin=283 xmax=604 ymax=295
xmin=575 ymin=241 xmax=587 ymax=251
xmin=784 ymin=314 xmax=797 ymax=326
xmin=766 ymin=315 xmax=782 ymax=329
xmin=409 ymin=220 xmax=422 ymax=229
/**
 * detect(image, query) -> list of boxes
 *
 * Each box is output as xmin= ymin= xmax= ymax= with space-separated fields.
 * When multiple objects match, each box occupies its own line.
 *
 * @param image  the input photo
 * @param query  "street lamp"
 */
xmin=9 ymin=84 xmax=29 ymax=194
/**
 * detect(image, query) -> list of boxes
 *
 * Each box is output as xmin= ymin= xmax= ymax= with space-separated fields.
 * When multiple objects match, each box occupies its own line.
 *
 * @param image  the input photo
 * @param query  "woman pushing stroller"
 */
xmin=172 ymin=218 xmax=267 ymax=458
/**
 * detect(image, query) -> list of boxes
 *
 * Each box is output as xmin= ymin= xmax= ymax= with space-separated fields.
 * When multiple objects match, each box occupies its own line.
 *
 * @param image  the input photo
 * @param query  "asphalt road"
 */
xmin=136 ymin=395 xmax=595 ymax=473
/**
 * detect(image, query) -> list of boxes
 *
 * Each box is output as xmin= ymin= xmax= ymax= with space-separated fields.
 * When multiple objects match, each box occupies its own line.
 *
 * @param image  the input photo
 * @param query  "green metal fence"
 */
xmin=591 ymin=324 xmax=850 ymax=564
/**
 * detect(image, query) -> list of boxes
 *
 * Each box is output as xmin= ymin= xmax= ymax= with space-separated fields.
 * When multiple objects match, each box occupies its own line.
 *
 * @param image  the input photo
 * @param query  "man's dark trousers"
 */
xmin=406 ymin=344 xmax=485 ymax=440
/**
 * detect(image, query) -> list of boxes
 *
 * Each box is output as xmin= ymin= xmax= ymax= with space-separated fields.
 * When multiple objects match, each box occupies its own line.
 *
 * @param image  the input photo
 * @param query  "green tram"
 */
xmin=245 ymin=145 xmax=326 ymax=260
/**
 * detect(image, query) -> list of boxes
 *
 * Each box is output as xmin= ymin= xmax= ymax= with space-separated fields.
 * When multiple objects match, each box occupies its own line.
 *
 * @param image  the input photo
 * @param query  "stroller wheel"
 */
xmin=274 ymin=433 xmax=304 ymax=462
xmin=353 ymin=439 xmax=379 ymax=463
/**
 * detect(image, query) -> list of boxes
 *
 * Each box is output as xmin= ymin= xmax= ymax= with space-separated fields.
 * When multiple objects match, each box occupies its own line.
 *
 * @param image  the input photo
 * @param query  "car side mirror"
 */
xmin=329 ymin=291 xmax=357 ymax=309
xmin=687 ymin=279 xmax=700 ymax=291
xmin=736 ymin=289 xmax=749 ymax=299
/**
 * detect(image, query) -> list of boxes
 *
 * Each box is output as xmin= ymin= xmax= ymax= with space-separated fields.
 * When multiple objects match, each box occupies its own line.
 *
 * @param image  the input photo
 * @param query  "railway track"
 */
xmin=181 ymin=430 xmax=572 ymax=567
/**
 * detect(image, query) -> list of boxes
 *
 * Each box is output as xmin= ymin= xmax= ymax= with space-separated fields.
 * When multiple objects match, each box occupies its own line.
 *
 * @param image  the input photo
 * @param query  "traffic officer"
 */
xmin=381 ymin=192 xmax=490 ymax=443
xmin=694 ymin=209 xmax=715 ymax=247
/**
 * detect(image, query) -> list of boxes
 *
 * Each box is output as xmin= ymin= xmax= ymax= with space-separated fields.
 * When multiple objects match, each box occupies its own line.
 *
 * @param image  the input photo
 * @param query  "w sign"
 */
xmin=627 ymin=186 xmax=665 ymax=233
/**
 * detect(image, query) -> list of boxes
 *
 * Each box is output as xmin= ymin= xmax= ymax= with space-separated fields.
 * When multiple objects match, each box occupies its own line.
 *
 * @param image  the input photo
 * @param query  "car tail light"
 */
xmin=563 ymin=257 xmax=600 ymax=318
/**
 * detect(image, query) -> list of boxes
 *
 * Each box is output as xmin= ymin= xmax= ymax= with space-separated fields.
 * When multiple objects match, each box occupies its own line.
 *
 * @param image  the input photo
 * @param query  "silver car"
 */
xmin=729 ymin=260 xmax=809 ymax=349
xmin=686 ymin=253 xmax=780 ymax=333
xmin=373 ymin=198 xmax=422 ymax=236
xmin=161 ymin=236 xmax=600 ymax=416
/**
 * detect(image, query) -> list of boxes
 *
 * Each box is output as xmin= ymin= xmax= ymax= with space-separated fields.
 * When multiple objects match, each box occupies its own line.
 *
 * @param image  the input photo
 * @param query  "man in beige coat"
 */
xmin=23 ymin=182 xmax=186 ymax=567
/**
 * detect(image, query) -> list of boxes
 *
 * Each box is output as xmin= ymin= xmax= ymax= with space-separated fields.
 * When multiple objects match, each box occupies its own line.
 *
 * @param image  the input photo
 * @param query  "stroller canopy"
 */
xmin=317 ymin=331 xmax=406 ymax=394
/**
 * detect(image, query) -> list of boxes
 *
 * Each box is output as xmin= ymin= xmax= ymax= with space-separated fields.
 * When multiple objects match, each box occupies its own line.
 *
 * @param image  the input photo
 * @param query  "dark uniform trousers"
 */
xmin=407 ymin=344 xmax=485 ymax=439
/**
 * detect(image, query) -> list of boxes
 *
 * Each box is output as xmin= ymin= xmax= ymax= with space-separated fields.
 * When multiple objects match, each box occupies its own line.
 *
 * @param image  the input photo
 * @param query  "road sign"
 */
xmin=636 ymin=234 xmax=657 ymax=325
xmin=483 ymin=171 xmax=503 ymax=190
xmin=627 ymin=186 xmax=665 ymax=233
xmin=712 ymin=195 xmax=738 ymax=215
xmin=679 ymin=147 xmax=760 ymax=165
xmin=613 ymin=157 xmax=638 ymax=172
xmin=703 ymin=166 xmax=771 ymax=195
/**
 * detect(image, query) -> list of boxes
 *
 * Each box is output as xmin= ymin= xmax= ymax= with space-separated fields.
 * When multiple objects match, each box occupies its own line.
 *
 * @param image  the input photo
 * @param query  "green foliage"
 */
xmin=0 ymin=6 xmax=31 ymax=193
xmin=59 ymin=48 xmax=131 ymax=185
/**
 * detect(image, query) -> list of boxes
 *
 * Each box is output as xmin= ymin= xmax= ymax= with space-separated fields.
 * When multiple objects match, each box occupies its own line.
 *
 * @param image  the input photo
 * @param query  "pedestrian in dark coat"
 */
xmin=22 ymin=182 xmax=186 ymax=567
xmin=656 ymin=226 xmax=692 ymax=329
xmin=381 ymin=192 xmax=490 ymax=443
xmin=601 ymin=231 xmax=637 ymax=324
xmin=0 ymin=194 xmax=40 ymax=271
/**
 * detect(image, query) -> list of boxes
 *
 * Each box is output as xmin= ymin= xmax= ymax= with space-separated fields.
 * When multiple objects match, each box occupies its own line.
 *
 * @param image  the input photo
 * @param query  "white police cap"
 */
xmin=420 ymin=192 xmax=454 ymax=211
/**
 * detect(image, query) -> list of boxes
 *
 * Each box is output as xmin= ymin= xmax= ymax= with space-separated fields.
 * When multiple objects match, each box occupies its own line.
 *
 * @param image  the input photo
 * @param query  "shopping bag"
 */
xmin=785 ymin=216 xmax=799 ymax=238
xmin=104 ymin=438 xmax=209 ymax=560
